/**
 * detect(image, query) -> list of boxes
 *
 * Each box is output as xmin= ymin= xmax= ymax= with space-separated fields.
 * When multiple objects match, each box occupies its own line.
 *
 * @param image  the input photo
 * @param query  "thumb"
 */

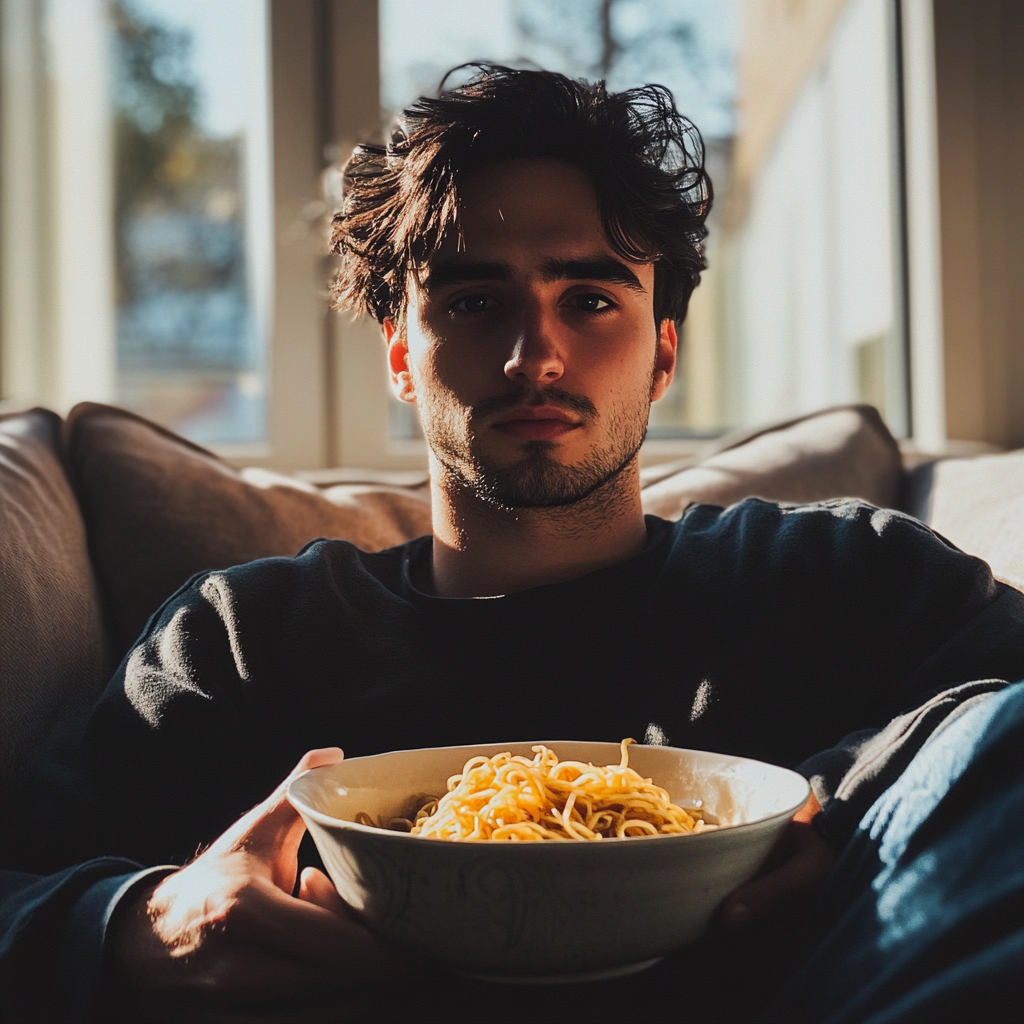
xmin=208 ymin=747 xmax=345 ymax=889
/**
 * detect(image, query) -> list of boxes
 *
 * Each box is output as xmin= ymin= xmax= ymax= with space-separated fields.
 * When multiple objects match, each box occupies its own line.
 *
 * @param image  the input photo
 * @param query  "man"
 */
xmin=2 ymin=67 xmax=1023 ymax=1022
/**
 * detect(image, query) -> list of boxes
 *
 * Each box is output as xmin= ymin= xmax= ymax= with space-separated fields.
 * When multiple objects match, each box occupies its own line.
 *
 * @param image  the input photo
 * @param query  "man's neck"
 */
xmin=425 ymin=456 xmax=649 ymax=598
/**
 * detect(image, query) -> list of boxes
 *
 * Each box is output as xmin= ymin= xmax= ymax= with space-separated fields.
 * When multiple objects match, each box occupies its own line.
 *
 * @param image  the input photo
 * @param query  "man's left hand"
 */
xmin=717 ymin=793 xmax=836 ymax=929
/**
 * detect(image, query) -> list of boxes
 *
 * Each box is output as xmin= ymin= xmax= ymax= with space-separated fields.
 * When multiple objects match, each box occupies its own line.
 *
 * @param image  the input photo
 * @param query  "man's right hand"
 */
xmin=109 ymin=748 xmax=406 ymax=1022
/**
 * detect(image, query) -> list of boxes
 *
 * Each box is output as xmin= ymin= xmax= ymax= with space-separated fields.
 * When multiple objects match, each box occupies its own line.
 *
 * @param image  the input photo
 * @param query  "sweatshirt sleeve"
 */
xmin=9 ymin=562 xmax=303 ymax=873
xmin=800 ymin=679 xmax=1013 ymax=848
xmin=0 ymin=861 xmax=173 ymax=1023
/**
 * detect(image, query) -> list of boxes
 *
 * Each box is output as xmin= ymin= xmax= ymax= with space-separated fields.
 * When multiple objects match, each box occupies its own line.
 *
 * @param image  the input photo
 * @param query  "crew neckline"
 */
xmin=399 ymin=515 xmax=675 ymax=607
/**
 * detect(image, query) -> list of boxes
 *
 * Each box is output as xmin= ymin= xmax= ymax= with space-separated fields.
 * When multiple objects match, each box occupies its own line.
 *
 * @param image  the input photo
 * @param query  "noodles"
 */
xmin=372 ymin=739 xmax=716 ymax=842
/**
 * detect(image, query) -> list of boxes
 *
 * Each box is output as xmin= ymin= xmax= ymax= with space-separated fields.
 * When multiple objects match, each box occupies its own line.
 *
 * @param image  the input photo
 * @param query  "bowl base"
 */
xmin=453 ymin=956 xmax=664 ymax=986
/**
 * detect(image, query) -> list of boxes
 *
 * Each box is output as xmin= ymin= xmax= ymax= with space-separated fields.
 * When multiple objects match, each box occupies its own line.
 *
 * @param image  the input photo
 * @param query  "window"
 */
xmin=112 ymin=0 xmax=272 ymax=446
xmin=1 ymin=0 xmax=331 ymax=469
xmin=2 ymin=0 xmax=931 ymax=473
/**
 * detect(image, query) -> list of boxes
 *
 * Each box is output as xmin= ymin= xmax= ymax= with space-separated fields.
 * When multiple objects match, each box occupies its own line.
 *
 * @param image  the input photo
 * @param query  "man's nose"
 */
xmin=503 ymin=306 xmax=564 ymax=384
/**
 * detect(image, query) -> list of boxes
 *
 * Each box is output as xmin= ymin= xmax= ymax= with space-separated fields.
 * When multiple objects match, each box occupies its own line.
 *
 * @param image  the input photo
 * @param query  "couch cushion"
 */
xmin=641 ymin=405 xmax=903 ymax=520
xmin=65 ymin=401 xmax=902 ymax=666
xmin=907 ymin=450 xmax=1024 ymax=591
xmin=0 ymin=409 xmax=107 ymax=802
xmin=64 ymin=403 xmax=432 ymax=666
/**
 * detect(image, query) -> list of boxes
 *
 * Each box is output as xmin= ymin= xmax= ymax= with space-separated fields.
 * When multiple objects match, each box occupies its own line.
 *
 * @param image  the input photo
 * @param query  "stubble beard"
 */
xmin=418 ymin=382 xmax=651 ymax=511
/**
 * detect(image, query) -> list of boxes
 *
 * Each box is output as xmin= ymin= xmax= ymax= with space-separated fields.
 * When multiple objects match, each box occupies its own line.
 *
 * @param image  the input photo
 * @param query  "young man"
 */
xmin=3 ymin=68 xmax=1023 ymax=1022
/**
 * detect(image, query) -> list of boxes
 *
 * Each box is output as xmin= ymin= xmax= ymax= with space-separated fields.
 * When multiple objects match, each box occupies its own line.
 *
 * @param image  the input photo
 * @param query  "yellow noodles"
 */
xmin=404 ymin=739 xmax=715 ymax=842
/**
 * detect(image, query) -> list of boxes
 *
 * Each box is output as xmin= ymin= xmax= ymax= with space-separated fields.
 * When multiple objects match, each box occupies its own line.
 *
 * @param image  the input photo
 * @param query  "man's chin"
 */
xmin=466 ymin=446 xmax=639 ymax=510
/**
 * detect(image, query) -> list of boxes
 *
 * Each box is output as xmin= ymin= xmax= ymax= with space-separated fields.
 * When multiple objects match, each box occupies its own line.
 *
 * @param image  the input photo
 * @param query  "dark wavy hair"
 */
xmin=330 ymin=65 xmax=712 ymax=325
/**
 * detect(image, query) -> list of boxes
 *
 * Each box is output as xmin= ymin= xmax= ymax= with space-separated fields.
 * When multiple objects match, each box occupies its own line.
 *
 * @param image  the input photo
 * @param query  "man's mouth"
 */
xmin=492 ymin=405 xmax=583 ymax=441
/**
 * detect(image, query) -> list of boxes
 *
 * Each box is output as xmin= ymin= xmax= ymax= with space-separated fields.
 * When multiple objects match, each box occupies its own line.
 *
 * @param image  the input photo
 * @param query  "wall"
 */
xmin=934 ymin=0 xmax=1024 ymax=448
xmin=733 ymin=0 xmax=1024 ymax=450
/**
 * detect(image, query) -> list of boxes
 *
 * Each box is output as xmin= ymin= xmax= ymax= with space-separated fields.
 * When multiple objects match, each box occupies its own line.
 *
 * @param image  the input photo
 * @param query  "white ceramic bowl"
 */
xmin=288 ymin=741 xmax=809 ymax=983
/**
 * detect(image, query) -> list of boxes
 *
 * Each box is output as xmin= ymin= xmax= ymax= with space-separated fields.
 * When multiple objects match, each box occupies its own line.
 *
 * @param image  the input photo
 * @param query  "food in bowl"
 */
xmin=288 ymin=740 xmax=810 ymax=982
xmin=356 ymin=739 xmax=716 ymax=841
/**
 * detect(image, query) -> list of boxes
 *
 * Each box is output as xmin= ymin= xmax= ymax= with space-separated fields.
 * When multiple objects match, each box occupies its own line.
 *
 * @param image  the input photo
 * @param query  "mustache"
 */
xmin=473 ymin=385 xmax=598 ymax=420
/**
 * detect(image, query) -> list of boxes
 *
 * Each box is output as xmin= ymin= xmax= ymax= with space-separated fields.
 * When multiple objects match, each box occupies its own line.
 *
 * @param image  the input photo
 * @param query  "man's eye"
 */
xmin=573 ymin=294 xmax=614 ymax=312
xmin=451 ymin=295 xmax=497 ymax=313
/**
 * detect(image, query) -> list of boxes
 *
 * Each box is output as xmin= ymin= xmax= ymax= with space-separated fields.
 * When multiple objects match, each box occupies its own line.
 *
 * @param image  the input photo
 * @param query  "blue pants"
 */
xmin=766 ymin=681 xmax=1024 ymax=1023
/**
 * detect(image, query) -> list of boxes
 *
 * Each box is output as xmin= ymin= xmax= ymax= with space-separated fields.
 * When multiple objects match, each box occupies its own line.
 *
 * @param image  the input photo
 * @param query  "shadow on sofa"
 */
xmin=2 ymin=400 xmax=1021 ymax=811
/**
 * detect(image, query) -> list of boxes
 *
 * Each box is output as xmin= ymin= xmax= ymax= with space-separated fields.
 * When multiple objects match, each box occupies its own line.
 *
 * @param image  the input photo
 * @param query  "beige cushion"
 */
xmin=0 ymin=409 xmax=107 ymax=801
xmin=916 ymin=450 xmax=1024 ymax=591
xmin=641 ymin=405 xmax=903 ymax=520
xmin=65 ymin=403 xmax=432 ymax=666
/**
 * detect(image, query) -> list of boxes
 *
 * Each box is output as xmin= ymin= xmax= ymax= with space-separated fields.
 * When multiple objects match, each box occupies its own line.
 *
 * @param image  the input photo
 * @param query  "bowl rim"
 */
xmin=287 ymin=739 xmax=811 ymax=847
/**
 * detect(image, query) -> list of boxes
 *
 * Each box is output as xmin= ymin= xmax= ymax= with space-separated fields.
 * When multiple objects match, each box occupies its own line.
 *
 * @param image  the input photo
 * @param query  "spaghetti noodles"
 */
xmin=386 ymin=739 xmax=715 ymax=842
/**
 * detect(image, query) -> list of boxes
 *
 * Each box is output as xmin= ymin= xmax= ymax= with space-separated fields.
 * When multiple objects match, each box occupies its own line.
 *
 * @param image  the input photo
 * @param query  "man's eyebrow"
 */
xmin=423 ymin=261 xmax=514 ymax=290
xmin=540 ymin=257 xmax=645 ymax=291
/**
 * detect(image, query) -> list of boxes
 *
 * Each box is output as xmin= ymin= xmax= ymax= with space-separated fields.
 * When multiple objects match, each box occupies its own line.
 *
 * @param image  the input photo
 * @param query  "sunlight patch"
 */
xmin=644 ymin=722 xmax=669 ymax=746
xmin=876 ymin=851 xmax=941 ymax=949
xmin=690 ymin=679 xmax=715 ymax=722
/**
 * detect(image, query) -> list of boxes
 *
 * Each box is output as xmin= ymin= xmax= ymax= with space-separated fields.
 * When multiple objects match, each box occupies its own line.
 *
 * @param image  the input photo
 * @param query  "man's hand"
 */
xmin=717 ymin=792 xmax=837 ymax=929
xmin=109 ymin=748 xmax=405 ymax=1021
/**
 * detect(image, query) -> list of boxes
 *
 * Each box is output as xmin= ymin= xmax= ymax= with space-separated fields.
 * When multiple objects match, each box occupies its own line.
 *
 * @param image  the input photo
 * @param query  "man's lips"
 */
xmin=491 ymin=406 xmax=583 ymax=441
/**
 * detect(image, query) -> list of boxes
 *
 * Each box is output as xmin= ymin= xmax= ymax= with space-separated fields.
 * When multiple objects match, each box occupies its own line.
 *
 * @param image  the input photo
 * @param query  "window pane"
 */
xmin=111 ymin=0 xmax=271 ymax=445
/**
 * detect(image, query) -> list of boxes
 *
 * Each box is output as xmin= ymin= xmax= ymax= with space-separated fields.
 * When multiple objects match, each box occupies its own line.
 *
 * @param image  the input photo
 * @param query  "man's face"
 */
xmin=386 ymin=158 xmax=676 ymax=509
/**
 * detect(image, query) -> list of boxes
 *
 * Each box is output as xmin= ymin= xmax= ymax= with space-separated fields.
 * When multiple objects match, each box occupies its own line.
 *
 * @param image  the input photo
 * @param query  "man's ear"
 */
xmin=384 ymin=319 xmax=416 ymax=404
xmin=651 ymin=319 xmax=678 ymax=402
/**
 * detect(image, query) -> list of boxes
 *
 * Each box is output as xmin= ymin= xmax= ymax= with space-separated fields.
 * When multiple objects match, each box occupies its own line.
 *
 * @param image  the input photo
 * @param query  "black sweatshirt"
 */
xmin=4 ymin=499 xmax=1024 ymax=1019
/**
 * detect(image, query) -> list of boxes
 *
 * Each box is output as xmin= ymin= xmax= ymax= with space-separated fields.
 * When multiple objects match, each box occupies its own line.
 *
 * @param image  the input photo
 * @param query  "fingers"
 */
xmin=235 ymin=798 xmax=308 ymax=879
xmin=793 ymin=791 xmax=822 ymax=824
xmin=298 ymin=867 xmax=354 ymax=919
xmin=226 ymin=876 xmax=403 ymax=981
xmin=719 ymin=842 xmax=811 ymax=925
xmin=114 ymin=860 xmax=400 ymax=1011
xmin=230 ymin=748 xmax=345 ymax=843
xmin=291 ymin=747 xmax=346 ymax=777
xmin=718 ymin=822 xmax=836 ymax=929
xmin=207 ymin=748 xmax=345 ymax=888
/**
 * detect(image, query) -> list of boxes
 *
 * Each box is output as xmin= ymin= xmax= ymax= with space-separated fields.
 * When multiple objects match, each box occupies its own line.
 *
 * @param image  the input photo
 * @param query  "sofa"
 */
xmin=1 ymin=399 xmax=1022 ymax=817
